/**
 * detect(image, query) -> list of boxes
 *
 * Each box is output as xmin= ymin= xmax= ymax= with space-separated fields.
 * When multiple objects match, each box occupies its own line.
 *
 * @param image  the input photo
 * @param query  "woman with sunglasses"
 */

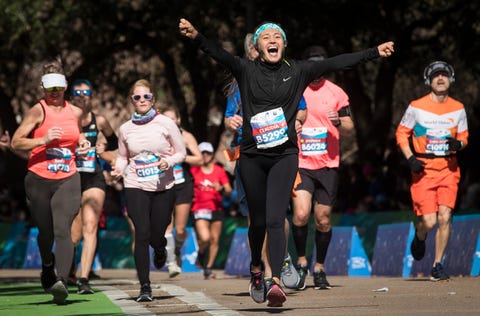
xmin=69 ymin=79 xmax=118 ymax=294
xmin=179 ymin=18 xmax=394 ymax=307
xmin=111 ymin=79 xmax=186 ymax=302
xmin=11 ymin=58 xmax=90 ymax=305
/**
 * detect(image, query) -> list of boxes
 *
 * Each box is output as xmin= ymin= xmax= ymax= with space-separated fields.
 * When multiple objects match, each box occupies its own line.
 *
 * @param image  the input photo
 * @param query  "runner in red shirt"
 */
xmin=191 ymin=142 xmax=232 ymax=279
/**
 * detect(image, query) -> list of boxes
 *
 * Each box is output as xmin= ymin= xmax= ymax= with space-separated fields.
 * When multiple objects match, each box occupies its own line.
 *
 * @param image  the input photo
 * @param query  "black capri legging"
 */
xmin=124 ymin=187 xmax=175 ymax=285
xmin=238 ymin=153 xmax=298 ymax=279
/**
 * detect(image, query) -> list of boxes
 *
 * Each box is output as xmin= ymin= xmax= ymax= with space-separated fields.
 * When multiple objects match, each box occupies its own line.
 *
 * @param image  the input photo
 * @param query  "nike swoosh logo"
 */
xmin=283 ymin=77 xmax=291 ymax=82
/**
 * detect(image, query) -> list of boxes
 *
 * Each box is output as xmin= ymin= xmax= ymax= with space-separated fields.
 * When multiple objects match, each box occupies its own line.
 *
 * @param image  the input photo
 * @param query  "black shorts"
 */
xmin=174 ymin=180 xmax=194 ymax=205
xmin=295 ymin=168 xmax=338 ymax=206
xmin=193 ymin=210 xmax=224 ymax=222
xmin=80 ymin=170 xmax=106 ymax=192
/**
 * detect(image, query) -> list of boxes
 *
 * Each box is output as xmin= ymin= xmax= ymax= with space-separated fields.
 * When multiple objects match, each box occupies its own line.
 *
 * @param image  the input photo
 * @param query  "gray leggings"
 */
xmin=25 ymin=171 xmax=81 ymax=279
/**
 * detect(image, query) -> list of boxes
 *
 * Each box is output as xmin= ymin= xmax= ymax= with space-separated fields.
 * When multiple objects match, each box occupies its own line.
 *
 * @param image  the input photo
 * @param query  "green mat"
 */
xmin=0 ymin=283 xmax=125 ymax=316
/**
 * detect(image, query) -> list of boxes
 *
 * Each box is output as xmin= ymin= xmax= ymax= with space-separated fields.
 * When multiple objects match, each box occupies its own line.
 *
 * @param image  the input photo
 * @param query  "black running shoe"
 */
xmin=195 ymin=251 xmax=206 ymax=269
xmin=430 ymin=263 xmax=450 ymax=281
xmin=266 ymin=279 xmax=287 ymax=307
xmin=203 ymin=268 xmax=216 ymax=279
xmin=313 ymin=270 xmax=331 ymax=290
xmin=153 ymin=248 xmax=167 ymax=270
xmin=88 ymin=271 xmax=101 ymax=280
xmin=295 ymin=264 xmax=309 ymax=291
xmin=51 ymin=277 xmax=68 ymax=305
xmin=410 ymin=231 xmax=426 ymax=261
xmin=136 ymin=283 xmax=153 ymax=302
xmin=249 ymin=270 xmax=266 ymax=303
xmin=77 ymin=278 xmax=95 ymax=294
xmin=41 ymin=259 xmax=57 ymax=293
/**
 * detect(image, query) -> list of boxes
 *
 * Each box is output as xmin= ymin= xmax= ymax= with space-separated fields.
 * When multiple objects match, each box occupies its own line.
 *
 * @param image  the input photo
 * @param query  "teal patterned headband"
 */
xmin=253 ymin=23 xmax=287 ymax=45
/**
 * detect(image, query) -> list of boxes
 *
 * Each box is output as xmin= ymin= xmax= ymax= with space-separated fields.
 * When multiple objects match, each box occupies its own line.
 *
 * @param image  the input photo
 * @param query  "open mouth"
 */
xmin=267 ymin=46 xmax=279 ymax=57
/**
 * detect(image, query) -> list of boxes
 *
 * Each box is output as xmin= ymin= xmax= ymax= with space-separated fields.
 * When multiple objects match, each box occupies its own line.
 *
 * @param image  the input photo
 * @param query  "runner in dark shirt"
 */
xmin=179 ymin=18 xmax=394 ymax=307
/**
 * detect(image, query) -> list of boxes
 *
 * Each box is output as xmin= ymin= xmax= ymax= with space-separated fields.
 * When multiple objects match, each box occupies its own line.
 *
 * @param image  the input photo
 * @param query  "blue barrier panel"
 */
xmin=0 ymin=222 xmax=29 ymax=269
xmin=371 ymin=222 xmax=413 ymax=277
xmin=224 ymin=228 xmax=250 ymax=276
xmin=348 ymin=227 xmax=372 ymax=276
xmin=177 ymin=227 xmax=200 ymax=273
xmin=410 ymin=214 xmax=480 ymax=277
xmin=311 ymin=226 xmax=371 ymax=276
xmin=23 ymin=227 xmax=44 ymax=269
xmin=149 ymin=226 xmax=200 ymax=273
xmin=98 ymin=228 xmax=134 ymax=269
xmin=471 ymin=232 xmax=480 ymax=276
xmin=24 ymin=229 xmax=104 ymax=270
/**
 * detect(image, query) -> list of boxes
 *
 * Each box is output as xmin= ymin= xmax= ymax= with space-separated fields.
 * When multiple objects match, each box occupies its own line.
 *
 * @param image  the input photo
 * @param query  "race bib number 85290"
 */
xmin=250 ymin=107 xmax=288 ymax=149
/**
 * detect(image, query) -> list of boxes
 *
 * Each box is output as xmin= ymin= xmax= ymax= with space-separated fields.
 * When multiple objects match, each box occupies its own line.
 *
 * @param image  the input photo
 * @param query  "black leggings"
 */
xmin=239 ymin=153 xmax=298 ymax=279
xmin=125 ymin=188 xmax=175 ymax=285
xmin=25 ymin=171 xmax=81 ymax=279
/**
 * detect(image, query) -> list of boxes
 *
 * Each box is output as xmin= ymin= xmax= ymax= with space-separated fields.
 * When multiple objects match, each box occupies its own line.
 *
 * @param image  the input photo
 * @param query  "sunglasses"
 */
xmin=131 ymin=93 xmax=153 ymax=102
xmin=73 ymin=89 xmax=92 ymax=97
xmin=45 ymin=86 xmax=65 ymax=92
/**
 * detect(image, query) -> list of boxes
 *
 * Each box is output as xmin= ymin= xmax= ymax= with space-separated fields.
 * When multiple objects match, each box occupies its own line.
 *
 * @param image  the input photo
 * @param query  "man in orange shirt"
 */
xmin=395 ymin=61 xmax=468 ymax=281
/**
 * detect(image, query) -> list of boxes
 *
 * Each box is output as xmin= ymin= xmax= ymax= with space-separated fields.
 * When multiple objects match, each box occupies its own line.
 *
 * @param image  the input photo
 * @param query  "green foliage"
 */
xmin=0 ymin=0 xmax=479 ymax=212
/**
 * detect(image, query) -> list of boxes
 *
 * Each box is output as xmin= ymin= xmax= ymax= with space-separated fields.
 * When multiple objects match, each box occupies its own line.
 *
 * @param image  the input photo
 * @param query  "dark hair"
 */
xmin=302 ymin=45 xmax=328 ymax=60
xmin=42 ymin=56 xmax=65 ymax=75
xmin=72 ymin=79 xmax=93 ymax=90
xmin=158 ymin=104 xmax=180 ymax=118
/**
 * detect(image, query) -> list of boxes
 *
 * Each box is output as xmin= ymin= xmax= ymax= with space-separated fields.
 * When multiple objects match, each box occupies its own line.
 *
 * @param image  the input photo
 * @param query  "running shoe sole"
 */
xmin=136 ymin=294 xmax=153 ymax=302
xmin=296 ymin=266 xmax=308 ymax=291
xmin=51 ymin=280 xmax=68 ymax=305
xmin=430 ymin=276 xmax=450 ymax=282
xmin=77 ymin=285 xmax=95 ymax=294
xmin=313 ymin=271 xmax=332 ymax=290
xmin=266 ymin=284 xmax=286 ymax=307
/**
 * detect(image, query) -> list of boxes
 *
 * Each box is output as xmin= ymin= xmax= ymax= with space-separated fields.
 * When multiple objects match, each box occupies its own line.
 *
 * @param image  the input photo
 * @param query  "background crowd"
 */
xmin=1 ymin=128 xmax=479 ymax=225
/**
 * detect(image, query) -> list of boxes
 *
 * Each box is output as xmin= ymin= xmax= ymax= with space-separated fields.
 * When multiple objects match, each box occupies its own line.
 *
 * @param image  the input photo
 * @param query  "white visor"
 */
xmin=41 ymin=73 xmax=67 ymax=89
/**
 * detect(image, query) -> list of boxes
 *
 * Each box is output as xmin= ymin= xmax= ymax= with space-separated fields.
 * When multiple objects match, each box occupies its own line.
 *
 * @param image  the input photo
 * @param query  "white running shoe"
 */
xmin=167 ymin=261 xmax=182 ymax=278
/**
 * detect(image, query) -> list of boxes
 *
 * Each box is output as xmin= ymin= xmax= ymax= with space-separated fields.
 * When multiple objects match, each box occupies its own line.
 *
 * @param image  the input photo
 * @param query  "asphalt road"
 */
xmin=2 ymin=269 xmax=479 ymax=315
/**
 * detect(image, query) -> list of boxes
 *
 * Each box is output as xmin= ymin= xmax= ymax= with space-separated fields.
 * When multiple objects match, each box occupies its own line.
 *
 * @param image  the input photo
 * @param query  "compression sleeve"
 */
xmin=194 ymin=33 xmax=244 ymax=78
xmin=304 ymin=47 xmax=380 ymax=84
xmin=338 ymin=106 xmax=351 ymax=117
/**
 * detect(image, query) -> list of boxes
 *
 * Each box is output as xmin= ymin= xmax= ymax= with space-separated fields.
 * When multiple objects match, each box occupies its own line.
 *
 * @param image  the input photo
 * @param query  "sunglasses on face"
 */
xmin=45 ymin=86 xmax=65 ymax=92
xmin=131 ymin=93 xmax=153 ymax=102
xmin=73 ymin=89 xmax=92 ymax=97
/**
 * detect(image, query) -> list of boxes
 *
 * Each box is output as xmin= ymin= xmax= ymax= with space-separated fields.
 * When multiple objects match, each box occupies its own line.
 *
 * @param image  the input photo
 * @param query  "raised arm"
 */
xmin=179 ymin=18 xmax=198 ymax=39
xmin=178 ymin=18 xmax=242 ymax=76
xmin=377 ymin=41 xmax=395 ymax=57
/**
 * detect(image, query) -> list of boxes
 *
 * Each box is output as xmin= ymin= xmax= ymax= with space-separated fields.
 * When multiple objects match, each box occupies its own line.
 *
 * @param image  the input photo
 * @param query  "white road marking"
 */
xmin=97 ymin=282 xmax=242 ymax=316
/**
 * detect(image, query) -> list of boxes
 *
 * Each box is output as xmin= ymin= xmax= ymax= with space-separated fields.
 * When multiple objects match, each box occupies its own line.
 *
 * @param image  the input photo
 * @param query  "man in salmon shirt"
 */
xmin=395 ymin=61 xmax=468 ymax=281
xmin=292 ymin=45 xmax=355 ymax=291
